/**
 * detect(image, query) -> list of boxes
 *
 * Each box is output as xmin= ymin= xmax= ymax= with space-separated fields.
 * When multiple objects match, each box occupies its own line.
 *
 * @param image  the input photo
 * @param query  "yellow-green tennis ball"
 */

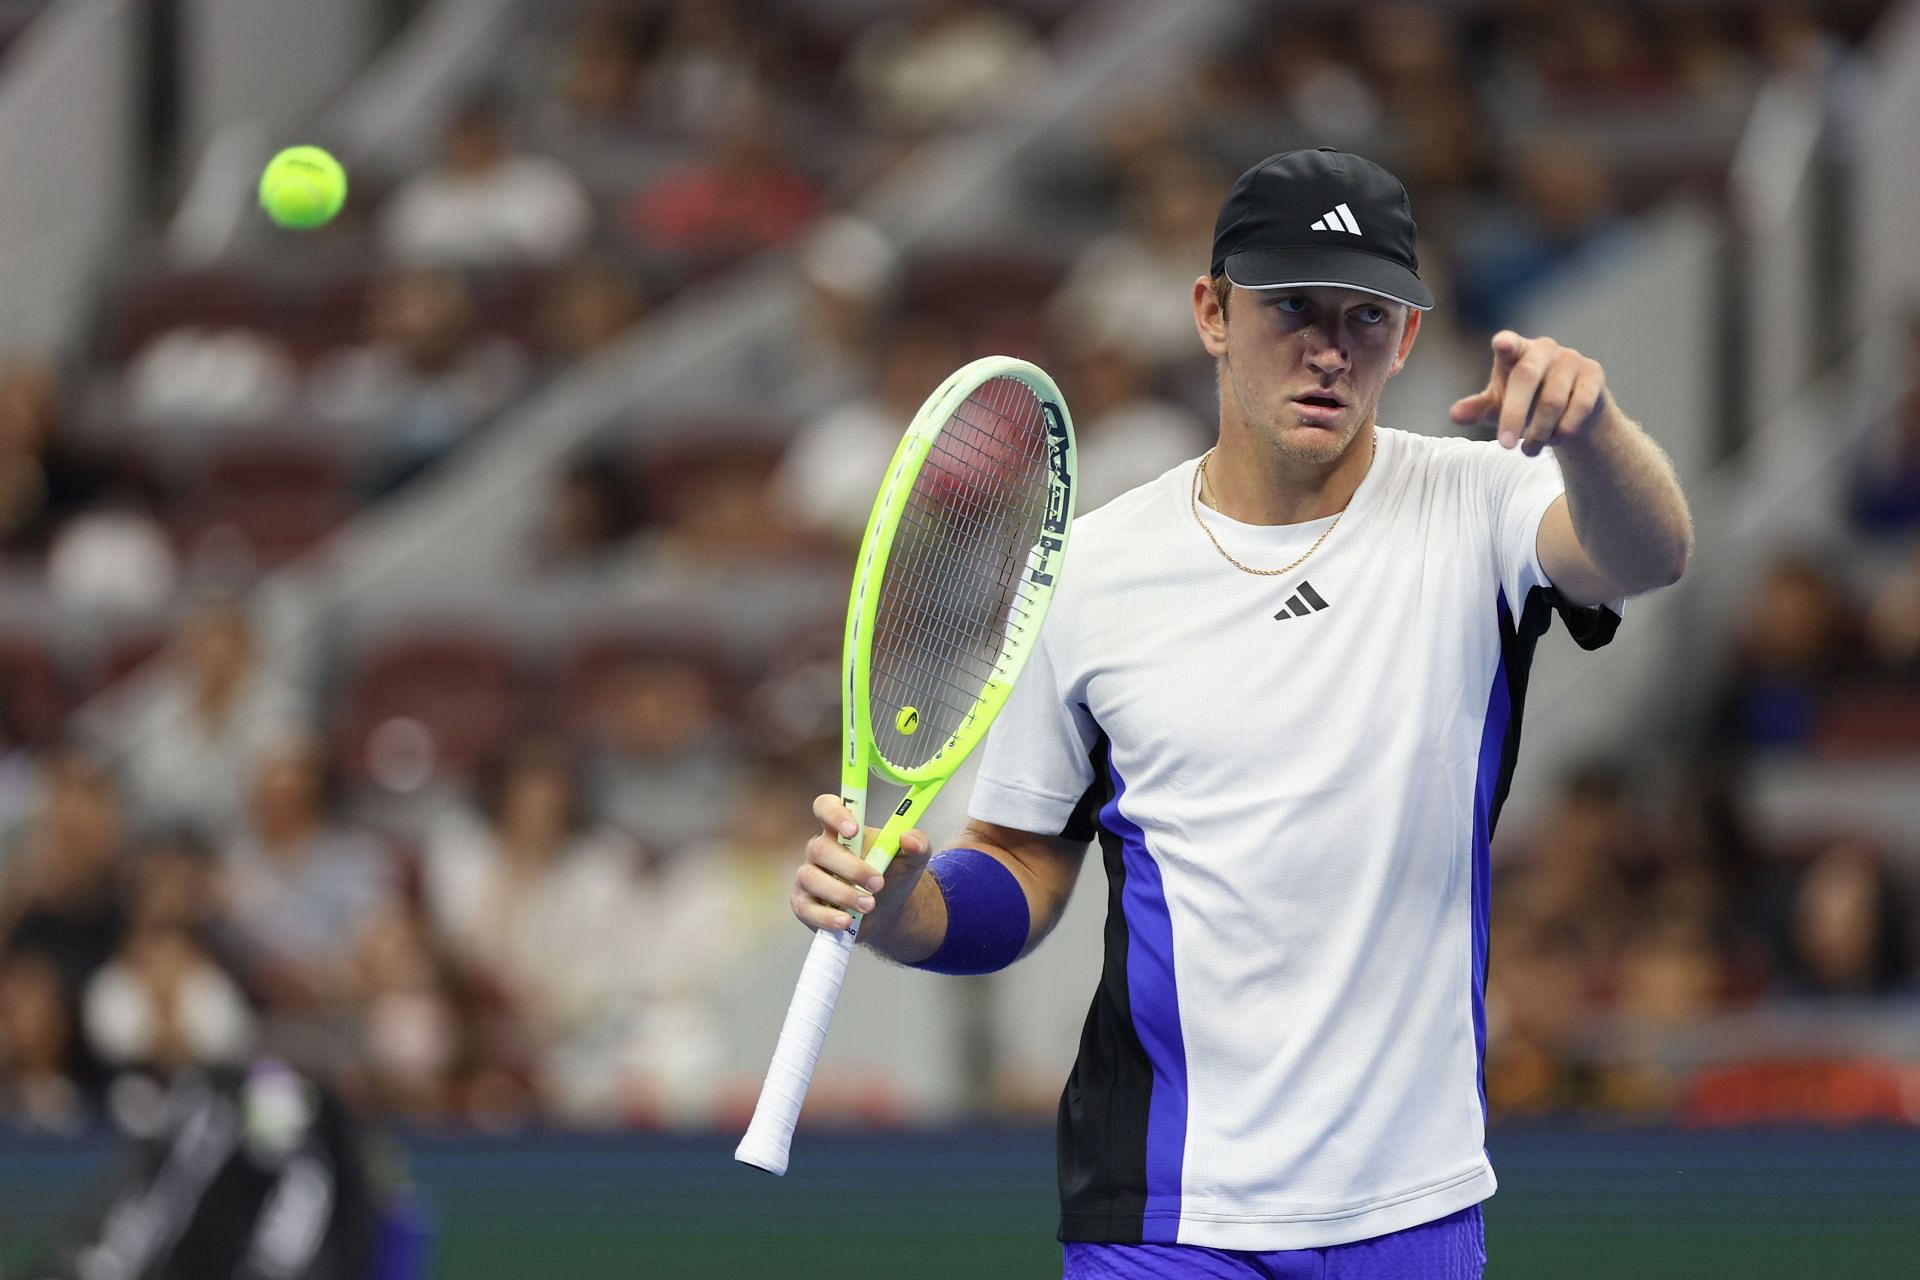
xmin=896 ymin=706 xmax=920 ymax=736
xmin=258 ymin=146 xmax=347 ymax=229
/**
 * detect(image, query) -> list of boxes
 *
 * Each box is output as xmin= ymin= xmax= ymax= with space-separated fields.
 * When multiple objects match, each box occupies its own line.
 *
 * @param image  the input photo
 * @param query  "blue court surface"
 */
xmin=3 ymin=1125 xmax=1915 ymax=1278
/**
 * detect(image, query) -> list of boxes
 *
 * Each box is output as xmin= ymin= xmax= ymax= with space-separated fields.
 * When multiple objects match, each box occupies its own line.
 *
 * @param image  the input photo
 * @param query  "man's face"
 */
xmin=1194 ymin=280 xmax=1419 ymax=468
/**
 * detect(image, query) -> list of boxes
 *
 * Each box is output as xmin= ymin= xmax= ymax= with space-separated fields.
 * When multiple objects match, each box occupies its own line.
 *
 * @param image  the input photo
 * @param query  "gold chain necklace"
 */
xmin=1190 ymin=434 xmax=1375 ymax=577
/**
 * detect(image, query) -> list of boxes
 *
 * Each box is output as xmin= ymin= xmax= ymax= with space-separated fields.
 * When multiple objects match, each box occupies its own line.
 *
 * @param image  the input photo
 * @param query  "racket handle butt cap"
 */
xmin=733 ymin=1136 xmax=790 ymax=1176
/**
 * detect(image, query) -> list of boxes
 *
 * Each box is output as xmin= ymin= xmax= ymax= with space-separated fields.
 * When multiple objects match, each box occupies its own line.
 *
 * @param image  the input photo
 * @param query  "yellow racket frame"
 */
xmin=837 ymin=355 xmax=1076 ymax=930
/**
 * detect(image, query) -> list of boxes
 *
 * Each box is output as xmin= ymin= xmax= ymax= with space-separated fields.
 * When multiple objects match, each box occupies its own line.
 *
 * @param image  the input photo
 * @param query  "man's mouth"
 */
xmin=1290 ymin=392 xmax=1348 ymax=425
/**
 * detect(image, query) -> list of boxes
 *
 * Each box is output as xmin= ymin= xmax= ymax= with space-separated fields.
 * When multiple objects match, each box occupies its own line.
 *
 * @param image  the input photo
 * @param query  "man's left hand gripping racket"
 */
xmin=735 ymin=355 xmax=1076 ymax=1175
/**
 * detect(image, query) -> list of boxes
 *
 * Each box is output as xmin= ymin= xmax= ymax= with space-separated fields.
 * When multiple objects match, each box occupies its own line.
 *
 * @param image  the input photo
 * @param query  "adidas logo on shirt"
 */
xmin=1309 ymin=203 xmax=1362 ymax=235
xmin=1273 ymin=581 xmax=1331 ymax=621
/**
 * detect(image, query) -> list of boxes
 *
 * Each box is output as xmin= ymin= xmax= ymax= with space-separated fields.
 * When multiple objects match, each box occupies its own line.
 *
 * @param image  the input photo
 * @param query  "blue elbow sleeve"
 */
xmin=909 ymin=848 xmax=1031 ymax=976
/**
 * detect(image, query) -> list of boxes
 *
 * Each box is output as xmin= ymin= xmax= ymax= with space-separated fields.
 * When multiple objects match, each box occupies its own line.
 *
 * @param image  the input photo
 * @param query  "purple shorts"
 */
xmin=1062 ymin=1205 xmax=1486 ymax=1280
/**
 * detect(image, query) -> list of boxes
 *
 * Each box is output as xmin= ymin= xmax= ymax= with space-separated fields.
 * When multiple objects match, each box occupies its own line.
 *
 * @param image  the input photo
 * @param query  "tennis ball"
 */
xmin=896 ymin=706 xmax=920 ymax=735
xmin=258 ymin=146 xmax=347 ymax=230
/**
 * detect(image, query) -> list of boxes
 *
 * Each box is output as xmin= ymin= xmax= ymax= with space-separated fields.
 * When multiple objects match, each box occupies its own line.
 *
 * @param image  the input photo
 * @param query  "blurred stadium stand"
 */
xmin=4 ymin=0 xmax=1920 ymax=1275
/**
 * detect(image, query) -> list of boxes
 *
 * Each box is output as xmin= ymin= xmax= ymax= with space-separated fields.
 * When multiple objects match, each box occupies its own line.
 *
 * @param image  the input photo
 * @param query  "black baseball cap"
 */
xmin=1211 ymin=147 xmax=1434 ymax=311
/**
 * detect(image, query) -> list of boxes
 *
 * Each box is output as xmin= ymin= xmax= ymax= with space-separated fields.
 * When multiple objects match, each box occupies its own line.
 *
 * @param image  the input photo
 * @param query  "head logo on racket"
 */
xmin=1030 ymin=402 xmax=1072 ymax=589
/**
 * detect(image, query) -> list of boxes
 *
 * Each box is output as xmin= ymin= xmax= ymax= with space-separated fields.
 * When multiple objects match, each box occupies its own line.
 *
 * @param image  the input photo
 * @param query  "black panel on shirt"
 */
xmin=1491 ymin=584 xmax=1618 ymax=833
xmin=1053 ymin=727 xmax=1155 ymax=1243
xmin=1549 ymin=588 xmax=1624 ymax=652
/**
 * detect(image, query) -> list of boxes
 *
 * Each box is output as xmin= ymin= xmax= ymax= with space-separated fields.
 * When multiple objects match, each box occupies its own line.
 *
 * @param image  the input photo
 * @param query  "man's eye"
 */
xmin=1357 ymin=306 xmax=1385 ymax=324
xmin=1276 ymin=296 xmax=1309 ymax=314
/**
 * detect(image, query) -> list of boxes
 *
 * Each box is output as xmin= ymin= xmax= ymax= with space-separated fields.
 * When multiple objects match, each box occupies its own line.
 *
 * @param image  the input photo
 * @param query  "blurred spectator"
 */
xmin=643 ymin=0 xmax=765 ymax=135
xmin=1591 ymin=909 xmax=1724 ymax=1118
xmin=1063 ymin=341 xmax=1207 ymax=510
xmin=354 ymin=909 xmax=466 ymax=1122
xmin=1494 ymin=765 xmax=1641 ymax=973
xmin=1847 ymin=310 xmax=1920 ymax=536
xmin=81 ymin=832 xmax=254 ymax=1084
xmin=1866 ymin=539 xmax=1920 ymax=674
xmin=1668 ymin=11 xmax=1753 ymax=101
xmin=773 ymin=215 xmax=899 ymax=413
xmin=1354 ymin=3 xmax=1463 ymax=101
xmin=121 ymin=327 xmax=299 ymax=428
xmin=1506 ymin=6 xmax=1669 ymax=104
xmin=1648 ymin=761 xmax=1776 ymax=1000
xmin=0 ymin=357 xmax=102 ymax=560
xmin=1710 ymin=555 xmax=1860 ymax=750
xmin=1613 ymin=910 xmax=1725 ymax=1027
xmin=1387 ymin=80 xmax=1496 ymax=250
xmin=625 ymin=91 xmax=824 ymax=264
xmin=1266 ymin=17 xmax=1383 ymax=146
xmin=82 ymin=923 xmax=253 ymax=1077
xmin=1049 ymin=148 xmax=1226 ymax=365
xmin=532 ymin=453 xmax=647 ymax=570
xmin=669 ymin=763 xmax=812 ymax=958
xmin=742 ymin=629 xmax=842 ymax=765
xmin=1483 ymin=920 xmax=1593 ymax=1116
xmin=538 ymin=260 xmax=647 ymax=364
xmin=306 ymin=267 xmax=529 ymax=497
xmin=770 ymin=316 xmax=964 ymax=546
xmin=1754 ymin=2 xmax=1850 ymax=93
xmin=0 ymin=953 xmax=86 ymax=1130
xmin=0 ymin=752 xmax=127 ymax=1109
xmin=1091 ymin=93 xmax=1204 ymax=197
xmin=379 ymin=94 xmax=592 ymax=267
xmin=2 ymin=753 xmax=128 ymax=1010
xmin=0 ymin=700 xmax=33 ymax=837
xmin=423 ymin=739 xmax=650 ymax=1123
xmin=424 ymin=741 xmax=643 ymax=1027
xmin=1780 ymin=839 xmax=1915 ymax=998
xmin=846 ymin=0 xmax=1050 ymax=135
xmin=109 ymin=595 xmax=309 ymax=840
xmin=1487 ymin=766 xmax=1697 ymax=1116
xmin=627 ymin=766 xmax=817 ymax=1122
xmin=585 ymin=654 xmax=742 ymax=854
xmin=553 ymin=0 xmax=651 ymax=127
xmin=217 ymin=734 xmax=397 ymax=1009
xmin=654 ymin=443 xmax=790 ymax=566
xmin=1452 ymin=135 xmax=1629 ymax=333
xmin=46 ymin=467 xmax=178 ymax=613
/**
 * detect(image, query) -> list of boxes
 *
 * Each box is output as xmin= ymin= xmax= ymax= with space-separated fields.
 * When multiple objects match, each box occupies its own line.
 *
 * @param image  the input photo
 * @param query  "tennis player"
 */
xmin=792 ymin=147 xmax=1693 ymax=1278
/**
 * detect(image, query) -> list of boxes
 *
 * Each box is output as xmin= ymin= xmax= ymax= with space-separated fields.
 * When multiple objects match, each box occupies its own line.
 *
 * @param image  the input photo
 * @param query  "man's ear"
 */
xmin=1388 ymin=307 xmax=1421 ymax=377
xmin=1193 ymin=276 xmax=1228 ymax=359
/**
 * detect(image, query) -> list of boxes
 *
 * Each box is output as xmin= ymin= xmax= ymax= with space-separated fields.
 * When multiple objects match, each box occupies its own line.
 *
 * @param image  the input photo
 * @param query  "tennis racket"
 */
xmin=734 ymin=354 xmax=1076 ymax=1175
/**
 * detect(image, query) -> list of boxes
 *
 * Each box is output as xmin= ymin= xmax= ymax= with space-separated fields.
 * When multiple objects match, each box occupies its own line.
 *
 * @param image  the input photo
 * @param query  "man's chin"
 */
xmin=1271 ymin=419 xmax=1352 ymax=460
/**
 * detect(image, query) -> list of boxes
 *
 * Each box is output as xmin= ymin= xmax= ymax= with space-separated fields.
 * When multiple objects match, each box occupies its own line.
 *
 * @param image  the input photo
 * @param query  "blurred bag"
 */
xmin=30 ymin=1060 xmax=398 ymax=1280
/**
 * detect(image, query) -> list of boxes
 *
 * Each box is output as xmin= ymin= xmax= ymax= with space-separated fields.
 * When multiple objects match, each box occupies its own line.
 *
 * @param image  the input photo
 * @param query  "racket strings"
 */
xmin=870 ymin=536 xmax=1026 ymax=734
xmin=870 ymin=376 xmax=1053 ymax=772
xmin=873 ymin=496 xmax=1030 ymax=735
xmin=907 ymin=381 xmax=1049 ymax=627
xmin=871 ymin=379 xmax=1052 ymax=759
xmin=891 ymin=383 xmax=1046 ymax=639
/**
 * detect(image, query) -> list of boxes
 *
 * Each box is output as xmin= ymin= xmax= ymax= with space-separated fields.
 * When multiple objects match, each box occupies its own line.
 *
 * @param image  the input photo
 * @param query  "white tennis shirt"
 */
xmin=968 ymin=425 xmax=1621 ymax=1250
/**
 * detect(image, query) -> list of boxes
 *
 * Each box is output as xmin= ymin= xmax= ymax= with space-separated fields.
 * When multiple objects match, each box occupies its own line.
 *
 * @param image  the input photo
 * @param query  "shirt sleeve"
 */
xmin=967 ymin=620 xmax=1100 ymax=839
xmin=1475 ymin=442 xmax=1565 ymax=607
xmin=1475 ymin=441 xmax=1626 ymax=644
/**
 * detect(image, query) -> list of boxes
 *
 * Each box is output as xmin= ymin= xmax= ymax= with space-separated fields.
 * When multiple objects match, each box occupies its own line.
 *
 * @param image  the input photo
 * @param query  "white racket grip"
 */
xmin=734 ymin=925 xmax=858 ymax=1175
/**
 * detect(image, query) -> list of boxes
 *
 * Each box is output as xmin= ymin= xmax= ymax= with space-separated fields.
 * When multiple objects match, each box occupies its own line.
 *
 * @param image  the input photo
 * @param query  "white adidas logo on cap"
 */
xmin=1310 ymin=202 xmax=1362 ymax=235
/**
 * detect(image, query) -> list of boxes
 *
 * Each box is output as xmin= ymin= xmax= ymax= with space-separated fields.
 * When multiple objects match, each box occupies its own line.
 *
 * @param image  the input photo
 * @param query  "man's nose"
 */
xmin=1305 ymin=327 xmax=1350 ymax=378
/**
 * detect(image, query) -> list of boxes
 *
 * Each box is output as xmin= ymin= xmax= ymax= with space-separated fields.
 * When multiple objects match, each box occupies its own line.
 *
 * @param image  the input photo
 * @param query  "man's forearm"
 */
xmin=860 ymin=825 xmax=1078 ymax=971
xmin=1553 ymin=400 xmax=1694 ymax=593
xmin=858 ymin=868 xmax=948 ymax=964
